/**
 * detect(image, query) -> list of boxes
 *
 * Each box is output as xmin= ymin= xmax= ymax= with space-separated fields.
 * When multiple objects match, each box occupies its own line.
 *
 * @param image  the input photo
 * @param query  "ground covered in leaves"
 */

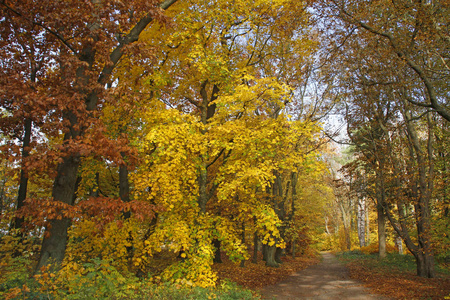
xmin=338 ymin=251 xmax=450 ymax=300
xmin=213 ymin=251 xmax=320 ymax=290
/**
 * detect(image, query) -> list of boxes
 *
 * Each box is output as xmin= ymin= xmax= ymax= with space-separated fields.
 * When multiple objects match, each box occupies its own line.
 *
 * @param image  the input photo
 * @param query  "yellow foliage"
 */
xmin=65 ymin=217 xmax=142 ymax=273
xmin=125 ymin=0 xmax=319 ymax=287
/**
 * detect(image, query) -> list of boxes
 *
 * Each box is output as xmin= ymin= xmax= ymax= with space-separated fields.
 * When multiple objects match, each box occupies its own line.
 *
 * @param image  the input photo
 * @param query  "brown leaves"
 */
xmin=346 ymin=260 xmax=450 ymax=300
xmin=17 ymin=196 xmax=160 ymax=230
xmin=213 ymin=251 xmax=320 ymax=290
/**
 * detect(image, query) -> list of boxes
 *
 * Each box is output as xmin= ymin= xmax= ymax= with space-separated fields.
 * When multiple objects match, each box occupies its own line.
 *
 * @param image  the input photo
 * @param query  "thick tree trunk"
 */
xmin=35 ymin=153 xmax=80 ymax=272
xmin=265 ymin=244 xmax=279 ymax=267
xmin=275 ymin=247 xmax=283 ymax=264
xmin=414 ymin=251 xmax=434 ymax=278
xmin=420 ymin=253 xmax=434 ymax=278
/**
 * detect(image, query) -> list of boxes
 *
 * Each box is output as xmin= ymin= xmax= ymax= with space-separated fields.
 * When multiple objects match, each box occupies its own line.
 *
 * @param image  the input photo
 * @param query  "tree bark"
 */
xmin=213 ymin=239 xmax=223 ymax=263
xmin=35 ymin=152 xmax=80 ymax=272
xmin=365 ymin=205 xmax=370 ymax=246
xmin=377 ymin=202 xmax=386 ymax=259
xmin=240 ymin=223 xmax=245 ymax=267
xmin=252 ymin=217 xmax=258 ymax=263
xmin=339 ymin=201 xmax=351 ymax=251
xmin=403 ymin=107 xmax=435 ymax=278
xmin=275 ymin=247 xmax=283 ymax=264
xmin=265 ymin=242 xmax=279 ymax=268
xmin=357 ymin=197 xmax=366 ymax=247
xmin=11 ymin=118 xmax=32 ymax=232
xmin=376 ymin=167 xmax=387 ymax=259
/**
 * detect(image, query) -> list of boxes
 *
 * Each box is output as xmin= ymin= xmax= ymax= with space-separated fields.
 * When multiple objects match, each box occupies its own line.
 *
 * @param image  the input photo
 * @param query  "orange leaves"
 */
xmin=17 ymin=196 xmax=159 ymax=230
xmin=213 ymin=252 xmax=320 ymax=290
xmin=345 ymin=257 xmax=450 ymax=300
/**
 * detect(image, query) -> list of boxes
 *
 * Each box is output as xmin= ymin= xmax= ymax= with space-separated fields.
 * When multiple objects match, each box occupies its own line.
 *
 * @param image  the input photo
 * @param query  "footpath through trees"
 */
xmin=259 ymin=252 xmax=390 ymax=300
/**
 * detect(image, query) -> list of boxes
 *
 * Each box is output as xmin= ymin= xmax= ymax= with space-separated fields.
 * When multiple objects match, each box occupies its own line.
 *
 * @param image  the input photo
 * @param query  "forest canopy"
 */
xmin=0 ymin=0 xmax=448 ymax=298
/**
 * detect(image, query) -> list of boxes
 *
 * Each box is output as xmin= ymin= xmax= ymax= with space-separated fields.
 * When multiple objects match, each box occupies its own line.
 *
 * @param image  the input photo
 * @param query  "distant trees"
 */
xmin=315 ymin=0 xmax=449 ymax=278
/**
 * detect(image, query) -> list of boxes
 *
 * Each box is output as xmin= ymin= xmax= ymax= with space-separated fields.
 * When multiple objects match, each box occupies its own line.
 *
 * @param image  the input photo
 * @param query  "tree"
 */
xmin=126 ymin=0 xmax=325 ymax=284
xmin=318 ymin=0 xmax=449 ymax=121
xmin=1 ymin=0 xmax=179 ymax=272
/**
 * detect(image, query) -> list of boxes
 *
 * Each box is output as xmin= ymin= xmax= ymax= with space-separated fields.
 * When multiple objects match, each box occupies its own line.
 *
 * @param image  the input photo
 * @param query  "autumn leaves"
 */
xmin=127 ymin=0 xmax=323 ymax=285
xmin=0 ymin=0 xmax=328 ymax=289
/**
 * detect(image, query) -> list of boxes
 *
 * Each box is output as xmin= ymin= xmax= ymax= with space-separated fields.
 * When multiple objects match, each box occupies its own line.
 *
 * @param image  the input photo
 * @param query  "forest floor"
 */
xmin=215 ymin=251 xmax=450 ymax=300
xmin=340 ymin=252 xmax=450 ymax=300
xmin=257 ymin=252 xmax=388 ymax=299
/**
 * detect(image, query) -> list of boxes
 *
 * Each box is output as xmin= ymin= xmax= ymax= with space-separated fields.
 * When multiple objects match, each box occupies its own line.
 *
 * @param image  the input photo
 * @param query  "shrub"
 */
xmin=360 ymin=243 xmax=397 ymax=255
xmin=2 ymin=258 xmax=259 ymax=300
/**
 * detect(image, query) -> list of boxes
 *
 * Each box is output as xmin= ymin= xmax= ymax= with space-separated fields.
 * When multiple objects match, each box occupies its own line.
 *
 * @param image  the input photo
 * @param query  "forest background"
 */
xmin=0 ymin=0 xmax=448 ymax=299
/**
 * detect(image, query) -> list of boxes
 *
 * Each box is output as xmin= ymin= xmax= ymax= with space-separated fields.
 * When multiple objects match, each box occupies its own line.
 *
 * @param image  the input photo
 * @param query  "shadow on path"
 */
xmin=259 ymin=252 xmax=391 ymax=300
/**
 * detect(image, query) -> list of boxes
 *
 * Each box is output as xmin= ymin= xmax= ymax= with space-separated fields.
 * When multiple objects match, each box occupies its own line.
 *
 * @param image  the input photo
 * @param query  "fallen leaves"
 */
xmin=346 ymin=260 xmax=450 ymax=300
xmin=213 ymin=251 xmax=320 ymax=290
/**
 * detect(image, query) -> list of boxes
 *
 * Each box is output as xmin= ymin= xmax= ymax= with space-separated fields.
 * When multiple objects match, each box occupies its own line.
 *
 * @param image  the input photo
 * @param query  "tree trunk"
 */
xmin=290 ymin=171 xmax=298 ymax=258
xmin=213 ymin=239 xmax=222 ymax=263
xmin=291 ymin=237 xmax=296 ymax=258
xmin=357 ymin=197 xmax=366 ymax=247
xmin=119 ymin=159 xmax=131 ymax=217
xmin=365 ymin=206 xmax=370 ymax=246
xmin=377 ymin=203 xmax=386 ymax=259
xmin=339 ymin=202 xmax=351 ymax=251
xmin=35 ymin=153 xmax=80 ymax=273
xmin=11 ymin=118 xmax=32 ymax=232
xmin=262 ymin=243 xmax=267 ymax=261
xmin=395 ymin=236 xmax=403 ymax=254
xmin=403 ymin=104 xmax=435 ymax=278
xmin=414 ymin=251 xmax=434 ymax=278
xmin=240 ymin=223 xmax=246 ymax=267
xmin=376 ymin=167 xmax=387 ymax=259
xmin=119 ymin=155 xmax=134 ymax=265
xmin=275 ymin=247 xmax=283 ymax=264
xmin=265 ymin=244 xmax=279 ymax=267
xmin=252 ymin=223 xmax=258 ymax=263
xmin=0 ymin=169 xmax=6 ymax=217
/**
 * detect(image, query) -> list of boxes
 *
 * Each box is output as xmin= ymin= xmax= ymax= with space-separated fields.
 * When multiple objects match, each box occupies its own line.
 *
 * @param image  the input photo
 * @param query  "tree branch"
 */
xmin=97 ymin=0 xmax=180 ymax=86
xmin=1 ymin=1 xmax=77 ymax=54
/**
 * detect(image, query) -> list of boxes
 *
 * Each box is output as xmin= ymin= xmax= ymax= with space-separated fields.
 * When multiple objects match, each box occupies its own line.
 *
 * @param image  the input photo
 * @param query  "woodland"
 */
xmin=0 ymin=0 xmax=449 ymax=299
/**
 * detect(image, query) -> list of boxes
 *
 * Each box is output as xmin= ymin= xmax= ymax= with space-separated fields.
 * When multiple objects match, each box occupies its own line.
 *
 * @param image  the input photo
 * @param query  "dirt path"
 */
xmin=259 ymin=252 xmax=391 ymax=300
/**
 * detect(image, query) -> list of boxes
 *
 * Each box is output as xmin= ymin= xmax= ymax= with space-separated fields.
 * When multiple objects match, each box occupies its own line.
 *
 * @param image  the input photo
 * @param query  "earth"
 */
xmin=259 ymin=252 xmax=391 ymax=300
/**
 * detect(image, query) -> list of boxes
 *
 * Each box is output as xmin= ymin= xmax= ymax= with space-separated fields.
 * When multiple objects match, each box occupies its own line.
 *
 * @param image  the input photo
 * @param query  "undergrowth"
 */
xmin=0 ymin=257 xmax=259 ymax=300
